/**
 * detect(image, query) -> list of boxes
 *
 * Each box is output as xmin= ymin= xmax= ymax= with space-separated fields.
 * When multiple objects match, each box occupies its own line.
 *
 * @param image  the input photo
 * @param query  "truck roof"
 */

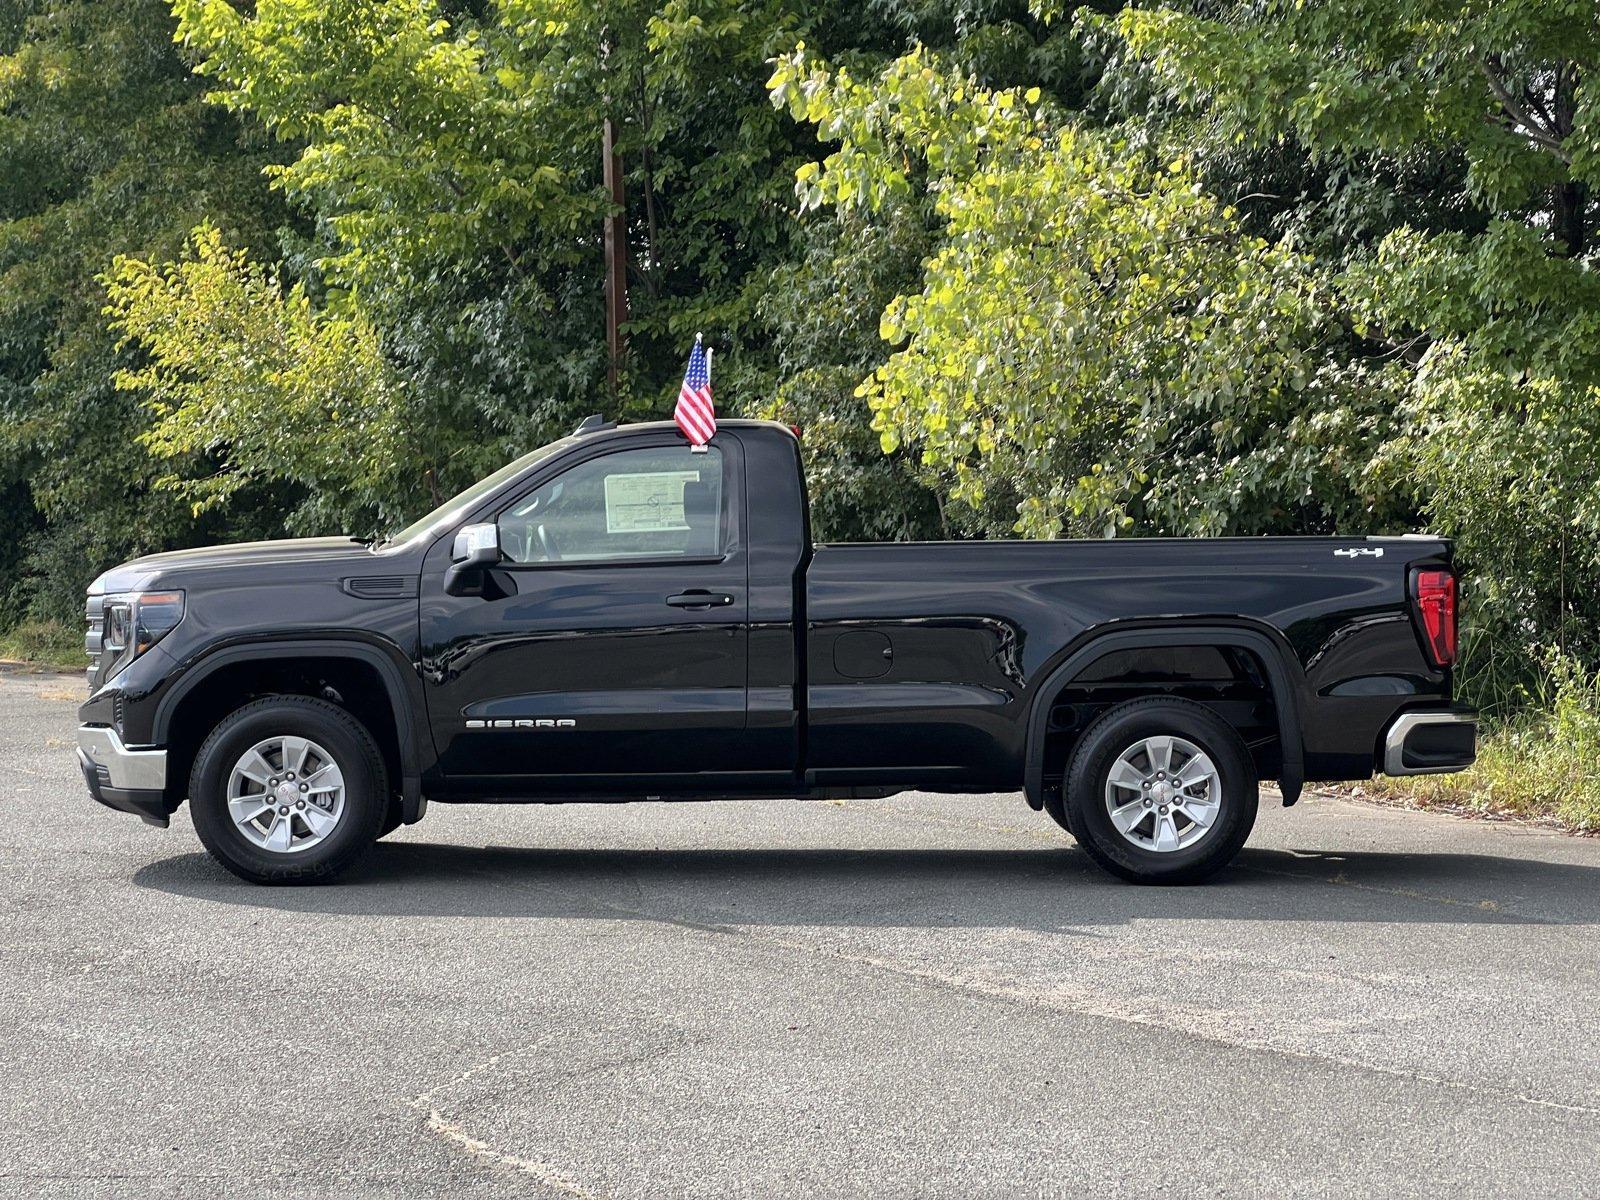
xmin=573 ymin=415 xmax=796 ymax=439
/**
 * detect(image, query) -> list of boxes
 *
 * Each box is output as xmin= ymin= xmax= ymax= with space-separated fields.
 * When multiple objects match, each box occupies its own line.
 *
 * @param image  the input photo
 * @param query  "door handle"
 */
xmin=666 ymin=590 xmax=735 ymax=609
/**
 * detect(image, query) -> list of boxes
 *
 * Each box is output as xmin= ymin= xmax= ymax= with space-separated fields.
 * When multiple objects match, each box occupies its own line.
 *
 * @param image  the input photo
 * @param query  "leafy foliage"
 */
xmin=758 ymin=210 xmax=947 ymax=541
xmin=104 ymin=224 xmax=412 ymax=533
xmin=769 ymin=46 xmax=1397 ymax=538
xmin=152 ymin=0 xmax=1097 ymax=542
xmin=167 ymin=0 xmax=855 ymax=471
xmin=0 ymin=0 xmax=1111 ymax=621
xmin=1106 ymin=0 xmax=1598 ymax=226
xmin=171 ymin=0 xmax=588 ymax=285
xmin=0 ymin=0 xmax=288 ymax=622
xmin=1104 ymin=0 xmax=1600 ymax=704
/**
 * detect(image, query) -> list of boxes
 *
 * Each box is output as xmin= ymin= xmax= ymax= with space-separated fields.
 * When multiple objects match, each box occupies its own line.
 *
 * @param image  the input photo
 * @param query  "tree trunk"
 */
xmin=1554 ymin=180 xmax=1586 ymax=257
xmin=638 ymin=63 xmax=660 ymax=284
xmin=602 ymin=116 xmax=629 ymax=401
xmin=1552 ymin=62 xmax=1584 ymax=256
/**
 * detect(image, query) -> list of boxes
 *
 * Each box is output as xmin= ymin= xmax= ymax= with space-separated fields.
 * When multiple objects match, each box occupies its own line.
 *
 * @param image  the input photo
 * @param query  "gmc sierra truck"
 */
xmin=76 ymin=418 xmax=1477 ymax=885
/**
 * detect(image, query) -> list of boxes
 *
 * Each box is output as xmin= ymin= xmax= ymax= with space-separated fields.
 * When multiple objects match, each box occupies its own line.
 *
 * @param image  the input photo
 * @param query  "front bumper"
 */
xmin=1381 ymin=709 xmax=1477 ymax=777
xmin=76 ymin=725 xmax=170 ymax=828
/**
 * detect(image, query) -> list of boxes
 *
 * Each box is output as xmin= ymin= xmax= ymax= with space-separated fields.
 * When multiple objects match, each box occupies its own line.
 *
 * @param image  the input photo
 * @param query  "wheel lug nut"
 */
xmin=269 ymin=778 xmax=278 ymax=787
xmin=299 ymin=784 xmax=308 ymax=793
xmin=278 ymin=806 xmax=288 ymax=815
xmin=286 ymin=772 xmax=295 ymax=781
xmin=296 ymin=801 xmax=305 ymax=810
xmin=1159 ymin=805 xmax=1169 ymax=814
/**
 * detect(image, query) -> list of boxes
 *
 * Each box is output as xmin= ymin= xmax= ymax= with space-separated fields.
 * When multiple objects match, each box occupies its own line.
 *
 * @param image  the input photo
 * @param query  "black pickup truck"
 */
xmin=77 ymin=417 xmax=1476 ymax=885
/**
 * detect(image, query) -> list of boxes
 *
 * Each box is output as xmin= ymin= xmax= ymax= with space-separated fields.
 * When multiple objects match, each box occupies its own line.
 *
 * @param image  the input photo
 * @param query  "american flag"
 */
xmin=675 ymin=334 xmax=715 ymax=446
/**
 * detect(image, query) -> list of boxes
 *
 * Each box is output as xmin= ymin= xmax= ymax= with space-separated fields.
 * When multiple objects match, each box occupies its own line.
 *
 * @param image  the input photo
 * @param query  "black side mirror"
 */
xmin=444 ymin=523 xmax=501 ymax=597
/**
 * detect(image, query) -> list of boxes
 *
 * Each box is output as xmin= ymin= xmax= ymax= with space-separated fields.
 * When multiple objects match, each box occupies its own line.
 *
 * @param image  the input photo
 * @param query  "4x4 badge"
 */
xmin=1334 ymin=547 xmax=1384 ymax=558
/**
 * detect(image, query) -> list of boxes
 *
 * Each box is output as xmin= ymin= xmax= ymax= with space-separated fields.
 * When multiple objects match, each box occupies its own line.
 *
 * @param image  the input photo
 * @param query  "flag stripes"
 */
xmin=675 ymin=336 xmax=715 ymax=446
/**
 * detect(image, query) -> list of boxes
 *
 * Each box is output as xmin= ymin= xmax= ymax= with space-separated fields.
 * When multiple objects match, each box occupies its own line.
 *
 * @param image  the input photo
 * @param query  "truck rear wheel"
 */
xmin=188 ymin=695 xmax=389 ymax=885
xmin=1061 ymin=697 xmax=1257 ymax=884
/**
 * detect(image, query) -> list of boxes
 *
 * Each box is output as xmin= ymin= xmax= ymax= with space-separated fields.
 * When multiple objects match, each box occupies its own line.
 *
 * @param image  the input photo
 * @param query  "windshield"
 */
xmin=382 ymin=437 xmax=576 ymax=548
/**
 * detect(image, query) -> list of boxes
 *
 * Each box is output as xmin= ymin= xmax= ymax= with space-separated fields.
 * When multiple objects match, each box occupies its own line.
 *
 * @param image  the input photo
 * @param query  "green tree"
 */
xmin=103 ymin=224 xmax=413 ymax=534
xmin=1105 ymin=0 xmax=1600 ymax=703
xmin=0 ymin=0 xmax=287 ymax=621
xmin=165 ymin=0 xmax=884 ymax=499
xmin=759 ymin=212 xmax=947 ymax=540
xmin=757 ymin=1 xmax=1119 ymax=540
xmin=155 ymin=0 xmax=1108 ymax=544
xmin=769 ymin=46 xmax=1396 ymax=538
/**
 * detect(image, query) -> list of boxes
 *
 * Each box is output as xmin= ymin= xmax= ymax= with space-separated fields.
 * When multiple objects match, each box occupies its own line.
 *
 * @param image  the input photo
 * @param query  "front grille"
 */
xmin=84 ymin=593 xmax=104 ymax=685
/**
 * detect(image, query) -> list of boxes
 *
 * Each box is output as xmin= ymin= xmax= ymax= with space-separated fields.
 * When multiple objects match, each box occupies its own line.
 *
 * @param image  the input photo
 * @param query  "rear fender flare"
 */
xmin=1022 ymin=625 xmax=1305 ymax=812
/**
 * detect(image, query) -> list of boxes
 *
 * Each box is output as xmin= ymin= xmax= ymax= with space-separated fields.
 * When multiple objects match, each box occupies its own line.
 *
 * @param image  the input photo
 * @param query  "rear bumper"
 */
xmin=1381 ymin=709 xmax=1477 ymax=777
xmin=77 ymin=725 xmax=170 ymax=828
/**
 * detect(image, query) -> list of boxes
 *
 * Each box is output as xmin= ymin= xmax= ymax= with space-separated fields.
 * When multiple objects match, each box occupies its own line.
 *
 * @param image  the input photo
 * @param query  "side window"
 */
xmin=498 ymin=446 xmax=725 ymax=565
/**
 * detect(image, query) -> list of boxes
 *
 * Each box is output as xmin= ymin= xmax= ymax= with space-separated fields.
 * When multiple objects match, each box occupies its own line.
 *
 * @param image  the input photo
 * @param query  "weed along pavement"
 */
xmin=5 ymin=670 xmax=1600 ymax=1198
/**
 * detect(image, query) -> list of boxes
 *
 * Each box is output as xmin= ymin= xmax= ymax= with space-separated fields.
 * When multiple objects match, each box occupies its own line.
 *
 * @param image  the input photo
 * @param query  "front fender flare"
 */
xmin=151 ymin=637 xmax=427 ymax=823
xmin=1022 ymin=625 xmax=1305 ymax=813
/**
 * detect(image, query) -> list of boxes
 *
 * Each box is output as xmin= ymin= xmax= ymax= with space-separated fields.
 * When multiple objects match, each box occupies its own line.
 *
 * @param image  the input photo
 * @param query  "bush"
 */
xmin=1368 ymin=653 xmax=1600 ymax=833
xmin=0 ymin=620 xmax=84 ymax=671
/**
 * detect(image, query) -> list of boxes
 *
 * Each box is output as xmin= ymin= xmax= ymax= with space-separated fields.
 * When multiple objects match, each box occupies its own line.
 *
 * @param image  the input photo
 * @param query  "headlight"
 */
xmin=101 ymin=590 xmax=185 ymax=666
xmin=103 ymin=602 xmax=132 ymax=652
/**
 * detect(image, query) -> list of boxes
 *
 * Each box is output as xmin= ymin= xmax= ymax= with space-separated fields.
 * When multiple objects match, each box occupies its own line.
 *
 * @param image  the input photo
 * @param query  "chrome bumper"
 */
xmin=1382 ymin=710 xmax=1477 ymax=777
xmin=76 ymin=725 xmax=167 ymax=791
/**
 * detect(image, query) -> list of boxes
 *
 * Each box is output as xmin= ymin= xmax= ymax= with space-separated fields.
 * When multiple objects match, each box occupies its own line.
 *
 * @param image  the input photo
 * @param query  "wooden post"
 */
xmin=602 ymin=116 xmax=628 ymax=402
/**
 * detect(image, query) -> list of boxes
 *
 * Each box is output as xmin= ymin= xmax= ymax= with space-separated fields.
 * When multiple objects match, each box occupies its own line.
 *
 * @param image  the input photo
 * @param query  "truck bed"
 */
xmin=803 ymin=534 xmax=1452 ymax=790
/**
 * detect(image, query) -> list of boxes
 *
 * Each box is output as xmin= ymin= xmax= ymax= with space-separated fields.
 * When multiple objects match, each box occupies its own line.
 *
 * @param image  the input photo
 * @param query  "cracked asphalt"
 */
xmin=3 ymin=669 xmax=1599 ymax=1198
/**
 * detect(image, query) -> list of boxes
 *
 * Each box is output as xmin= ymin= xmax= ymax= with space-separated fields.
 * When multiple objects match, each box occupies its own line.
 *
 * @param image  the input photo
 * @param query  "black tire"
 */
xmin=1062 ymin=697 xmax=1257 ymax=885
xmin=189 ymin=695 xmax=389 ymax=885
xmin=376 ymin=801 xmax=405 ymax=840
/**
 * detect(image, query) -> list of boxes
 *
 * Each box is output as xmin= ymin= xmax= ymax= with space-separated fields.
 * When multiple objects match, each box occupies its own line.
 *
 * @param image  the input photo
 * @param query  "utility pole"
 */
xmin=602 ymin=115 xmax=629 ymax=402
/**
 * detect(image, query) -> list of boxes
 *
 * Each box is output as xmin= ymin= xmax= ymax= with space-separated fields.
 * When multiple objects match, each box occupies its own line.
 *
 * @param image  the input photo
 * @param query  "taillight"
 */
xmin=1412 ymin=569 xmax=1457 ymax=668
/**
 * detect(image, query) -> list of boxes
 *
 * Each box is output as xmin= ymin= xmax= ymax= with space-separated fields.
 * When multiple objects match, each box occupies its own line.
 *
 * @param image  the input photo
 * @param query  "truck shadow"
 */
xmin=131 ymin=842 xmax=1600 ymax=928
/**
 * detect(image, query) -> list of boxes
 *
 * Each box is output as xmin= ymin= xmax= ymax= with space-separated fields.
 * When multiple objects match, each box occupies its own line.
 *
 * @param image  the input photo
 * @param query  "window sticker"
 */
xmin=604 ymin=470 xmax=702 ymax=534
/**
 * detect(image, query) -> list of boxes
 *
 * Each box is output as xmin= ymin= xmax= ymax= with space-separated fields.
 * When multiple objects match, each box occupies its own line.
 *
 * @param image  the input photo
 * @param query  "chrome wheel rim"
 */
xmin=1103 ymin=735 xmax=1222 ymax=853
xmin=226 ymin=735 xmax=346 ymax=854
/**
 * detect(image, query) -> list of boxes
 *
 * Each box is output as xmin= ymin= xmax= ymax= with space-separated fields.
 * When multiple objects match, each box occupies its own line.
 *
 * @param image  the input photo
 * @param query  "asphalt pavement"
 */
xmin=3 ymin=669 xmax=1598 ymax=1198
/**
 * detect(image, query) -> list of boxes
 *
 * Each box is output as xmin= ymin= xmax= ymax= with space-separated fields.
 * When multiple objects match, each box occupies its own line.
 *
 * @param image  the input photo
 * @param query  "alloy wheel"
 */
xmin=1102 ymin=734 xmax=1222 ymax=853
xmin=226 ymin=735 xmax=346 ymax=854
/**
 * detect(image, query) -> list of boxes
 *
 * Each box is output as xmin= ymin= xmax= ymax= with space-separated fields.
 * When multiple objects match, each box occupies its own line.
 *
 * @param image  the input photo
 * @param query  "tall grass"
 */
xmin=1368 ymin=651 xmax=1600 ymax=833
xmin=0 ymin=619 xmax=84 ymax=670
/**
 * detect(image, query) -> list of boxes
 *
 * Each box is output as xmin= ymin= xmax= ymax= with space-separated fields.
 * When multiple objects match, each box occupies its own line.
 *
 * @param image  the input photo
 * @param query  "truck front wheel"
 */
xmin=188 ymin=695 xmax=389 ymax=885
xmin=1062 ymin=697 xmax=1258 ymax=885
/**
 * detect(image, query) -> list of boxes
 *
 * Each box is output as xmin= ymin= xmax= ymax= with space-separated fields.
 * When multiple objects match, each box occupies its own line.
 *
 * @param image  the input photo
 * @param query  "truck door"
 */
xmin=419 ymin=432 xmax=757 ymax=789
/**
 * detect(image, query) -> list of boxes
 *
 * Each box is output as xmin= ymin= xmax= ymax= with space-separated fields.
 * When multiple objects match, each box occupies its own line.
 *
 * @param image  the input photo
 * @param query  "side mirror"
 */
xmin=444 ymin=523 xmax=501 ymax=597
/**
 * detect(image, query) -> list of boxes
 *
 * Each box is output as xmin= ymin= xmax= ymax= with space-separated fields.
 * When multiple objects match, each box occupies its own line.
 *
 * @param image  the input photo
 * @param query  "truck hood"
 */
xmin=88 ymin=537 xmax=373 ymax=595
